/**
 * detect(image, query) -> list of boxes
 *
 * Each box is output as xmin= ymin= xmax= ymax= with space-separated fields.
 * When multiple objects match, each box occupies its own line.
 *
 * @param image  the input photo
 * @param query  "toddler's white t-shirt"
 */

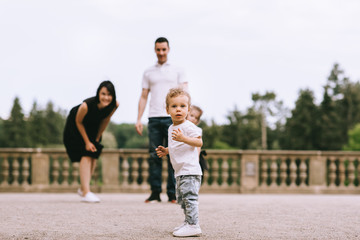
xmin=168 ymin=120 xmax=202 ymax=177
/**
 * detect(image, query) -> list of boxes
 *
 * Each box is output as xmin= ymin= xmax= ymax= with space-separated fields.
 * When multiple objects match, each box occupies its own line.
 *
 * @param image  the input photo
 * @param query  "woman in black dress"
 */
xmin=63 ymin=80 xmax=119 ymax=203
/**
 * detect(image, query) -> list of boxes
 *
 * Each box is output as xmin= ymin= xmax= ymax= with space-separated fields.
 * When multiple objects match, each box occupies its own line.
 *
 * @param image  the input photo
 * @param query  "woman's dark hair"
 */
xmin=96 ymin=80 xmax=117 ymax=109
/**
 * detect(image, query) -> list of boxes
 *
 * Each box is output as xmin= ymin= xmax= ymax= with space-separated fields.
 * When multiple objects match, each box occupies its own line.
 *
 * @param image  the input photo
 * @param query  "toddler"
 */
xmin=156 ymin=88 xmax=202 ymax=237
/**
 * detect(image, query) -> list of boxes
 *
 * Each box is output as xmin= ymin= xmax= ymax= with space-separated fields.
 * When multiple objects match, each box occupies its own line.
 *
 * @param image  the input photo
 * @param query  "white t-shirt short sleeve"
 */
xmin=168 ymin=120 xmax=202 ymax=177
xmin=142 ymin=63 xmax=186 ymax=118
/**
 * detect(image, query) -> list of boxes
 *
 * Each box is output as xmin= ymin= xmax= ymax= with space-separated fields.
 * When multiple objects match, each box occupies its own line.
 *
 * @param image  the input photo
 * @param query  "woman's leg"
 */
xmin=90 ymin=159 xmax=97 ymax=175
xmin=79 ymin=156 xmax=93 ymax=196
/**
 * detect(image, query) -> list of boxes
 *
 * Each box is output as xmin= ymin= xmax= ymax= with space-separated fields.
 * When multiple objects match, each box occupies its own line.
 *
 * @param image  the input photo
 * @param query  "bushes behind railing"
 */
xmin=1 ymin=148 xmax=360 ymax=194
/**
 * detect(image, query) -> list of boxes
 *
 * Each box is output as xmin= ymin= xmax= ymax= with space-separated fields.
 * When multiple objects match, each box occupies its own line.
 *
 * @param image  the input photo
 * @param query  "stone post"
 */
xmin=240 ymin=153 xmax=259 ymax=193
xmin=31 ymin=151 xmax=50 ymax=191
xmin=101 ymin=152 xmax=120 ymax=192
xmin=309 ymin=152 xmax=326 ymax=193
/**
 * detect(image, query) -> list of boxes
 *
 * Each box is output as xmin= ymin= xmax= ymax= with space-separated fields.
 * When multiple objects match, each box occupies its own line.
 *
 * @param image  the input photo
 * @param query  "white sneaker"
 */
xmin=173 ymin=222 xmax=186 ymax=232
xmin=173 ymin=223 xmax=201 ymax=237
xmin=77 ymin=188 xmax=83 ymax=197
xmin=81 ymin=192 xmax=100 ymax=203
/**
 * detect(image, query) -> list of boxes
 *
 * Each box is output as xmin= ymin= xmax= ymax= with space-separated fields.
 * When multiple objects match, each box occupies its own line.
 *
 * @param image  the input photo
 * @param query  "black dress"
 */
xmin=63 ymin=97 xmax=114 ymax=162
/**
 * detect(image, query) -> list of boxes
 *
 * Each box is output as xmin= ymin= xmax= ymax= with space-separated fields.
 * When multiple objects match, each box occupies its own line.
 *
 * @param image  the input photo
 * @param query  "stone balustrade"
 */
xmin=1 ymin=148 xmax=360 ymax=194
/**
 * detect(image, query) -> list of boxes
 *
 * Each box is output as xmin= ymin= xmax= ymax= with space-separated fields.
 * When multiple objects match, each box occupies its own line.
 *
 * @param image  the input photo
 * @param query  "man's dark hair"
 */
xmin=155 ymin=37 xmax=169 ymax=47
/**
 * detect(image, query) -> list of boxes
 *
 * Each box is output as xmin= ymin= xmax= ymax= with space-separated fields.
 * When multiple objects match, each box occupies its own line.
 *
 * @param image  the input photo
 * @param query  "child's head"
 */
xmin=166 ymin=88 xmax=191 ymax=125
xmin=187 ymin=105 xmax=203 ymax=125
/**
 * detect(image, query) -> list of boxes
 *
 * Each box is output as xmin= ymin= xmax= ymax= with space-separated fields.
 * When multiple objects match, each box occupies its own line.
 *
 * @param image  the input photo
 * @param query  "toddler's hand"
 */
xmin=172 ymin=128 xmax=185 ymax=142
xmin=156 ymin=145 xmax=167 ymax=158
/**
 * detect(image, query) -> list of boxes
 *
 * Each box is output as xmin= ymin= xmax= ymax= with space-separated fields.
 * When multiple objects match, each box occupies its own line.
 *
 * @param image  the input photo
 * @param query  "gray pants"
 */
xmin=176 ymin=175 xmax=201 ymax=225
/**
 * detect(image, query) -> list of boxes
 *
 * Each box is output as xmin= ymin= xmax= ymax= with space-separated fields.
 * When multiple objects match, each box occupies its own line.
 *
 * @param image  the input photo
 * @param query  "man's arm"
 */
xmin=135 ymin=88 xmax=150 ymax=136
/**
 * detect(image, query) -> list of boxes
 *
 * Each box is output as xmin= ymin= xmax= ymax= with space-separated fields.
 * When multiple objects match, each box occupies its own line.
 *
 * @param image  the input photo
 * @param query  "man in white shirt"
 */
xmin=135 ymin=37 xmax=188 ymax=203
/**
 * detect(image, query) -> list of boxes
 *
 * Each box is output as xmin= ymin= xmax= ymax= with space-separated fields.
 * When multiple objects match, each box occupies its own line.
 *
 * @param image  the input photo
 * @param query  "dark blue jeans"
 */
xmin=148 ymin=117 xmax=175 ymax=196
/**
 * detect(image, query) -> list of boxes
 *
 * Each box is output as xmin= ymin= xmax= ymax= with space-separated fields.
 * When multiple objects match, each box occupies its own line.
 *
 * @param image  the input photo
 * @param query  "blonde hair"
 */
xmin=191 ymin=105 xmax=203 ymax=119
xmin=165 ymin=87 xmax=191 ymax=107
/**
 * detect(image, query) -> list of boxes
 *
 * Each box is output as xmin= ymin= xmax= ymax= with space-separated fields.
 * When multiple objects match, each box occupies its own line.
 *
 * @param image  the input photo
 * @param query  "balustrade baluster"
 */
xmin=62 ymin=159 xmax=69 ymax=187
xmin=338 ymin=157 xmax=346 ymax=187
xmin=234 ymin=157 xmax=241 ymax=187
xmin=141 ymin=156 xmax=149 ymax=189
xmin=12 ymin=157 xmax=20 ymax=187
xmin=221 ymin=157 xmax=229 ymax=187
xmin=347 ymin=158 xmax=355 ymax=187
xmin=280 ymin=157 xmax=287 ymax=187
xmin=355 ymin=158 xmax=360 ymax=187
xmin=1 ymin=156 xmax=9 ymax=187
xmin=22 ymin=157 xmax=30 ymax=187
xmin=227 ymin=157 xmax=234 ymax=187
xmin=212 ymin=158 xmax=220 ymax=187
xmin=122 ymin=157 xmax=130 ymax=188
xmin=270 ymin=157 xmax=278 ymax=187
xmin=72 ymin=162 xmax=80 ymax=186
xmin=260 ymin=158 xmax=268 ymax=187
xmin=131 ymin=157 xmax=140 ymax=189
xmin=289 ymin=157 xmax=297 ymax=187
xmin=299 ymin=158 xmax=307 ymax=187
xmin=52 ymin=158 xmax=60 ymax=186
xmin=328 ymin=158 xmax=337 ymax=187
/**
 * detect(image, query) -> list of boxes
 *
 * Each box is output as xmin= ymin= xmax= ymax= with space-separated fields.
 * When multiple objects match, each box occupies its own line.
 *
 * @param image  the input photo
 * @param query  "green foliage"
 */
xmin=318 ymin=88 xmax=342 ymax=150
xmin=108 ymin=123 xmax=148 ymax=148
xmin=222 ymin=107 xmax=261 ymax=149
xmin=0 ymin=118 xmax=5 ymax=147
xmin=318 ymin=63 xmax=360 ymax=150
xmin=43 ymin=102 xmax=66 ymax=145
xmin=213 ymin=140 xmax=234 ymax=149
xmin=1 ymin=98 xmax=66 ymax=148
xmin=199 ymin=120 xmax=221 ymax=149
xmin=283 ymin=89 xmax=320 ymax=150
xmin=28 ymin=102 xmax=48 ymax=147
xmin=3 ymin=97 xmax=30 ymax=147
xmin=343 ymin=124 xmax=360 ymax=150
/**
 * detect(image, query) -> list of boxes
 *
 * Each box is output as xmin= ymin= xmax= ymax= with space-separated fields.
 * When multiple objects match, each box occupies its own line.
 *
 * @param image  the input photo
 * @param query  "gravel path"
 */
xmin=1 ymin=193 xmax=360 ymax=239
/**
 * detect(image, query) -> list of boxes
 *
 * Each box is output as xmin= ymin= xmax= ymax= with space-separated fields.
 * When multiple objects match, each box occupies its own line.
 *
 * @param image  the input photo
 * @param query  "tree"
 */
xmin=318 ymin=87 xmax=342 ymax=150
xmin=222 ymin=106 xmax=262 ymax=149
xmin=43 ymin=101 xmax=66 ymax=146
xmin=343 ymin=123 xmax=360 ymax=150
xmin=108 ymin=123 xmax=148 ymax=148
xmin=321 ymin=63 xmax=360 ymax=149
xmin=28 ymin=101 xmax=48 ymax=147
xmin=252 ymin=91 xmax=283 ymax=149
xmin=3 ymin=97 xmax=30 ymax=147
xmin=283 ymin=89 xmax=320 ymax=150
xmin=202 ymin=118 xmax=232 ymax=149
xmin=0 ymin=118 xmax=5 ymax=147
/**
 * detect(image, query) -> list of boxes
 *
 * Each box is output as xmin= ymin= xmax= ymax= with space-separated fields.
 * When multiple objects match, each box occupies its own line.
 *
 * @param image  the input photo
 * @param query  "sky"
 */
xmin=1 ymin=0 xmax=359 ymax=125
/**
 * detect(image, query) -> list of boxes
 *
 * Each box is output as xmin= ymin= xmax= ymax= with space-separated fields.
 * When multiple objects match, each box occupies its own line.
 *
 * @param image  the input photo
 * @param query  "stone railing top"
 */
xmin=1 ymin=148 xmax=360 ymax=158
